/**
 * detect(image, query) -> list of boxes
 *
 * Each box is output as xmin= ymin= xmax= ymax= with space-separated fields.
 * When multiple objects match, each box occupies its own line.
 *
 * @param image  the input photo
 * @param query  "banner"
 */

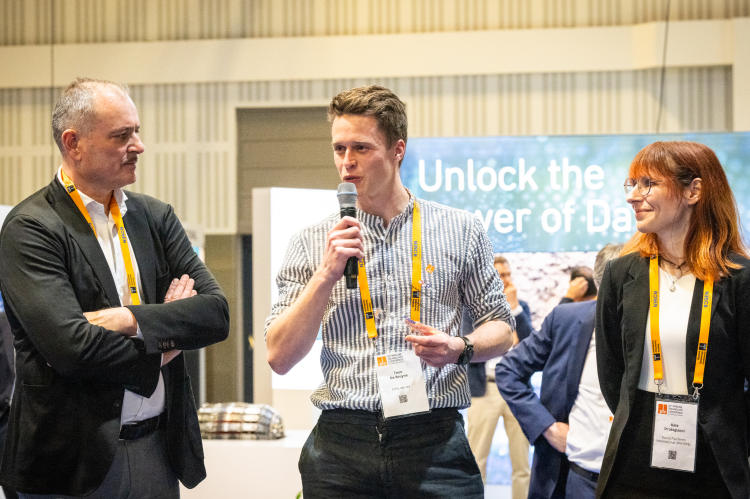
xmin=401 ymin=133 xmax=750 ymax=253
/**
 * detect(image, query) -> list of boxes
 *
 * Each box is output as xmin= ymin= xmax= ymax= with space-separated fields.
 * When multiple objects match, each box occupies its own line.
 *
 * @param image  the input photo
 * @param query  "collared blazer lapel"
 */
xmin=48 ymin=179 xmax=121 ymax=308
xmin=620 ymin=255 xmax=650 ymax=402
xmin=121 ymin=198 xmax=157 ymax=305
xmin=566 ymin=303 xmax=596 ymax=413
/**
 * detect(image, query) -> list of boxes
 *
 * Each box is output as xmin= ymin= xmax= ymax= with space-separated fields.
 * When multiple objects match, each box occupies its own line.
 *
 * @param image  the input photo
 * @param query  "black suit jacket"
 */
xmin=0 ymin=311 xmax=13 ymax=421
xmin=596 ymin=253 xmax=750 ymax=499
xmin=0 ymin=178 xmax=230 ymax=495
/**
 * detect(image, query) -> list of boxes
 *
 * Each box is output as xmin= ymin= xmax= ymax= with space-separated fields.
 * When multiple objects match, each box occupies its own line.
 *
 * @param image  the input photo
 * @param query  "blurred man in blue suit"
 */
xmin=495 ymin=244 xmax=622 ymax=499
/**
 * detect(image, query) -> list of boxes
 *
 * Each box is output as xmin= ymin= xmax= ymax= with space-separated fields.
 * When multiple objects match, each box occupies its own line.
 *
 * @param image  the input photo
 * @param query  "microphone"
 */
xmin=337 ymin=182 xmax=359 ymax=289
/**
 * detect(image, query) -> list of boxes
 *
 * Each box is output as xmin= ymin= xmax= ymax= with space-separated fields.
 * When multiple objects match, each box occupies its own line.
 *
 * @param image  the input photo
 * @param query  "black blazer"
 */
xmin=0 ymin=312 xmax=13 ymax=422
xmin=595 ymin=252 xmax=750 ymax=499
xmin=0 ymin=178 xmax=230 ymax=495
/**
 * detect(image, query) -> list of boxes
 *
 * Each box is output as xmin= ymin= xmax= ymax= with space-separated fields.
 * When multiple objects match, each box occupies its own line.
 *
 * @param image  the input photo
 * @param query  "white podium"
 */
xmin=180 ymin=430 xmax=307 ymax=499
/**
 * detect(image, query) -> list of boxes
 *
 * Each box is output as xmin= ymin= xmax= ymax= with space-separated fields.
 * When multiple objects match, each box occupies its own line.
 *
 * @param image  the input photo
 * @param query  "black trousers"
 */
xmin=602 ymin=389 xmax=732 ymax=499
xmin=17 ymin=428 xmax=178 ymax=499
xmin=299 ymin=408 xmax=484 ymax=499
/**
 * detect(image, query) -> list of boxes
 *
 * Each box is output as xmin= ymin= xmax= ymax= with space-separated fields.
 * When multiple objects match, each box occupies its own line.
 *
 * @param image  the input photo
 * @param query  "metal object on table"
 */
xmin=198 ymin=402 xmax=285 ymax=440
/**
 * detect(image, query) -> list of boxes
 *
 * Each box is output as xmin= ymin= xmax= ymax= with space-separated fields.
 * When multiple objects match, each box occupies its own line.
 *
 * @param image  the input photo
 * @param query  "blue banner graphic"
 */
xmin=401 ymin=133 xmax=750 ymax=253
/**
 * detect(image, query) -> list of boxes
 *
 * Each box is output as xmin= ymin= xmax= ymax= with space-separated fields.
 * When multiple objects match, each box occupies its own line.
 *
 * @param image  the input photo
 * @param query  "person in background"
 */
xmin=0 ymin=292 xmax=17 ymax=499
xmin=596 ymin=141 xmax=750 ymax=498
xmin=495 ymin=244 xmax=623 ymax=499
xmin=466 ymin=255 xmax=531 ymax=498
xmin=467 ymin=256 xmax=597 ymax=495
xmin=560 ymin=266 xmax=596 ymax=304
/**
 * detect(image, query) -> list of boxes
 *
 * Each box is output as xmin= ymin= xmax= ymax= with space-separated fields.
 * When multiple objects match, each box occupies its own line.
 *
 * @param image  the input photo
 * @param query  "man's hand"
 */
xmin=317 ymin=217 xmax=364 ymax=284
xmin=564 ymin=277 xmax=589 ymax=302
xmin=543 ymin=422 xmax=569 ymax=453
xmin=159 ymin=274 xmax=195 ymax=364
xmin=504 ymin=280 xmax=520 ymax=309
xmin=84 ymin=308 xmax=138 ymax=337
xmin=164 ymin=274 xmax=197 ymax=302
xmin=404 ymin=319 xmax=464 ymax=368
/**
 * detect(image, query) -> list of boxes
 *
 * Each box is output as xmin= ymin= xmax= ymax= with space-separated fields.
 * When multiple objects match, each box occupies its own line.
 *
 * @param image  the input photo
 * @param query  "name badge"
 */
xmin=651 ymin=394 xmax=699 ymax=472
xmin=375 ymin=349 xmax=430 ymax=419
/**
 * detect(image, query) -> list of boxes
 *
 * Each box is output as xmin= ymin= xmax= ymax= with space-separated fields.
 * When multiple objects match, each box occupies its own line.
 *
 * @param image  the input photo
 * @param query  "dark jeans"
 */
xmin=299 ymin=408 xmax=483 ymax=499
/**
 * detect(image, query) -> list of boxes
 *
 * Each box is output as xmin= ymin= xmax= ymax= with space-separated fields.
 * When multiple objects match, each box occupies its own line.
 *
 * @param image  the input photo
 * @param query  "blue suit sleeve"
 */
xmin=495 ymin=309 xmax=559 ymax=445
xmin=515 ymin=300 xmax=534 ymax=341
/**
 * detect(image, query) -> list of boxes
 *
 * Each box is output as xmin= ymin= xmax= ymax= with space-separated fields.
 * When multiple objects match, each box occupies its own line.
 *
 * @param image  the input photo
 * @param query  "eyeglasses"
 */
xmin=624 ymin=177 xmax=662 ymax=196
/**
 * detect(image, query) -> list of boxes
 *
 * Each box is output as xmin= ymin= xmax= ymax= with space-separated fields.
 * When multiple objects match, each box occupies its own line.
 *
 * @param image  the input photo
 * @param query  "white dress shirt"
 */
xmin=565 ymin=331 xmax=613 ymax=473
xmin=57 ymin=168 xmax=165 ymax=425
xmin=638 ymin=267 xmax=696 ymax=395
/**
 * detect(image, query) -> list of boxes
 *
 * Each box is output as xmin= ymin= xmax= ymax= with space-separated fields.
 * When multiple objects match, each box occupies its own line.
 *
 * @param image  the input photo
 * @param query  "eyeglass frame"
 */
xmin=623 ymin=176 xmax=663 ymax=196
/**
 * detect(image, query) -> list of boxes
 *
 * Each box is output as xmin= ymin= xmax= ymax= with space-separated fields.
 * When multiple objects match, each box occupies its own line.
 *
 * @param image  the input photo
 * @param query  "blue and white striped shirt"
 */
xmin=265 ymin=197 xmax=514 ymax=411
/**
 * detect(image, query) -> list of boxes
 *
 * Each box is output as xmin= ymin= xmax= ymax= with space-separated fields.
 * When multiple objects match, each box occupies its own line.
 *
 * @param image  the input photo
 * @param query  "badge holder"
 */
xmin=650 ymin=382 xmax=699 ymax=473
xmin=374 ymin=350 xmax=431 ymax=420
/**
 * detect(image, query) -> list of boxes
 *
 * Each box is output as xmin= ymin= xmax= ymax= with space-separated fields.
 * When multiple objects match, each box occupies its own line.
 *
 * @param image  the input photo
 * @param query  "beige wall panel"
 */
xmin=238 ymin=139 xmax=332 ymax=169
xmin=0 ymin=67 xmax=735 ymax=233
xmin=203 ymin=234 xmax=243 ymax=403
xmin=3 ymin=0 xmax=749 ymax=46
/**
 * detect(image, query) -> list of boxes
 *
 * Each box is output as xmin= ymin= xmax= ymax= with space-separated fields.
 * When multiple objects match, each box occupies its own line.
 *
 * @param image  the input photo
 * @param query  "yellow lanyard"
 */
xmin=357 ymin=197 xmax=421 ymax=339
xmin=61 ymin=170 xmax=141 ymax=306
xmin=649 ymin=255 xmax=712 ymax=390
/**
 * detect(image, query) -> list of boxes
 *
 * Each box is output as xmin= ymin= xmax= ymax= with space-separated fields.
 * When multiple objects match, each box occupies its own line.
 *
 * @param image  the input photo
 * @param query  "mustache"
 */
xmin=123 ymin=156 xmax=138 ymax=164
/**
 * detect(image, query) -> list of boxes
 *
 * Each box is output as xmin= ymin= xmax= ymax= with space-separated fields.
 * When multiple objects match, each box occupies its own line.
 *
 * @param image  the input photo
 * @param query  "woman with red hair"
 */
xmin=595 ymin=141 xmax=750 ymax=498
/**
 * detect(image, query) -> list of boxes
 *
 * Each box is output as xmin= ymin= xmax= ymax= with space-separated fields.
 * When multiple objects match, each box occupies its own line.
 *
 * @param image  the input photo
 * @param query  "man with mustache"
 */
xmin=0 ymin=78 xmax=229 ymax=498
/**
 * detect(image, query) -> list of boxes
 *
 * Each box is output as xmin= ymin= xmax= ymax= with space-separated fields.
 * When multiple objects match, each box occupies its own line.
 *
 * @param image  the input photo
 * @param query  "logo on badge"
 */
xmin=653 ymin=353 xmax=661 ymax=361
xmin=377 ymin=356 xmax=388 ymax=367
xmin=658 ymin=403 xmax=667 ymax=414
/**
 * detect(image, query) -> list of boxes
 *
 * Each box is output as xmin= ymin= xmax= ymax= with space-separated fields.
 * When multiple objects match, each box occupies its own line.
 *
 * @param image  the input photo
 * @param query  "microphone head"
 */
xmin=337 ymin=182 xmax=357 ymax=208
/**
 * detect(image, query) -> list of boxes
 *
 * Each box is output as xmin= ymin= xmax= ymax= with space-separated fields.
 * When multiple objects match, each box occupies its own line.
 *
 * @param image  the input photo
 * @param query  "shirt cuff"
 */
xmin=511 ymin=305 xmax=524 ymax=317
xmin=135 ymin=324 xmax=144 ymax=340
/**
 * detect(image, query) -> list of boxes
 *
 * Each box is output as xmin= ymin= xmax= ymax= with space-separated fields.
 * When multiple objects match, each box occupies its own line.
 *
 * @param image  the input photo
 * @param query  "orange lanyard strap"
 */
xmin=357 ymin=196 xmax=421 ymax=339
xmin=60 ymin=170 xmax=141 ymax=306
xmin=649 ymin=255 xmax=713 ymax=390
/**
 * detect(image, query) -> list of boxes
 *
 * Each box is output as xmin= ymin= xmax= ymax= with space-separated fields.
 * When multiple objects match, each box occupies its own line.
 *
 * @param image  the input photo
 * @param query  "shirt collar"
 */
xmin=57 ymin=165 xmax=128 ymax=218
xmin=357 ymin=195 xmax=415 ymax=237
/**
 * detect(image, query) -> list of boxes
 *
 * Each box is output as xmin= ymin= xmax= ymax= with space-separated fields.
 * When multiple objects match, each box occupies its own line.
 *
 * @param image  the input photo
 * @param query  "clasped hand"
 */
xmin=82 ymin=274 xmax=196 ymax=366
xmin=404 ymin=319 xmax=465 ymax=368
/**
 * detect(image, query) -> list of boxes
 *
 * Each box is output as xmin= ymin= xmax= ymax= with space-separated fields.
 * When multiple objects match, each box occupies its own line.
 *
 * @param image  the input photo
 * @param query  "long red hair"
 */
xmin=621 ymin=141 xmax=748 ymax=281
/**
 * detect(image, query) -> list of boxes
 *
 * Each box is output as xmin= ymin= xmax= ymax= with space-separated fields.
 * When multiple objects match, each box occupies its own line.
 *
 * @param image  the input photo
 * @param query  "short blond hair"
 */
xmin=327 ymin=85 xmax=408 ymax=152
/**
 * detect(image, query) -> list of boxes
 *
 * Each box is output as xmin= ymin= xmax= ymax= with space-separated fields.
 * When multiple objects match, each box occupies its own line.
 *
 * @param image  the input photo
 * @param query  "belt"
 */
xmin=320 ymin=407 xmax=459 ymax=425
xmin=119 ymin=413 xmax=166 ymax=441
xmin=569 ymin=462 xmax=599 ymax=483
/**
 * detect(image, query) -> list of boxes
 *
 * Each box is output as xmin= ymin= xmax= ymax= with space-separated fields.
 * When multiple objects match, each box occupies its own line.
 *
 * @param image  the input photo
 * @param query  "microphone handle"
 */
xmin=340 ymin=207 xmax=359 ymax=289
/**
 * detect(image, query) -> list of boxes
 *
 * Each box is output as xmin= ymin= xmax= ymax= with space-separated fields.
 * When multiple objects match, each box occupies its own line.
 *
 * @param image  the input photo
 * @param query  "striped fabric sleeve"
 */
xmin=461 ymin=216 xmax=516 ymax=332
xmin=263 ymin=231 xmax=314 ymax=340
